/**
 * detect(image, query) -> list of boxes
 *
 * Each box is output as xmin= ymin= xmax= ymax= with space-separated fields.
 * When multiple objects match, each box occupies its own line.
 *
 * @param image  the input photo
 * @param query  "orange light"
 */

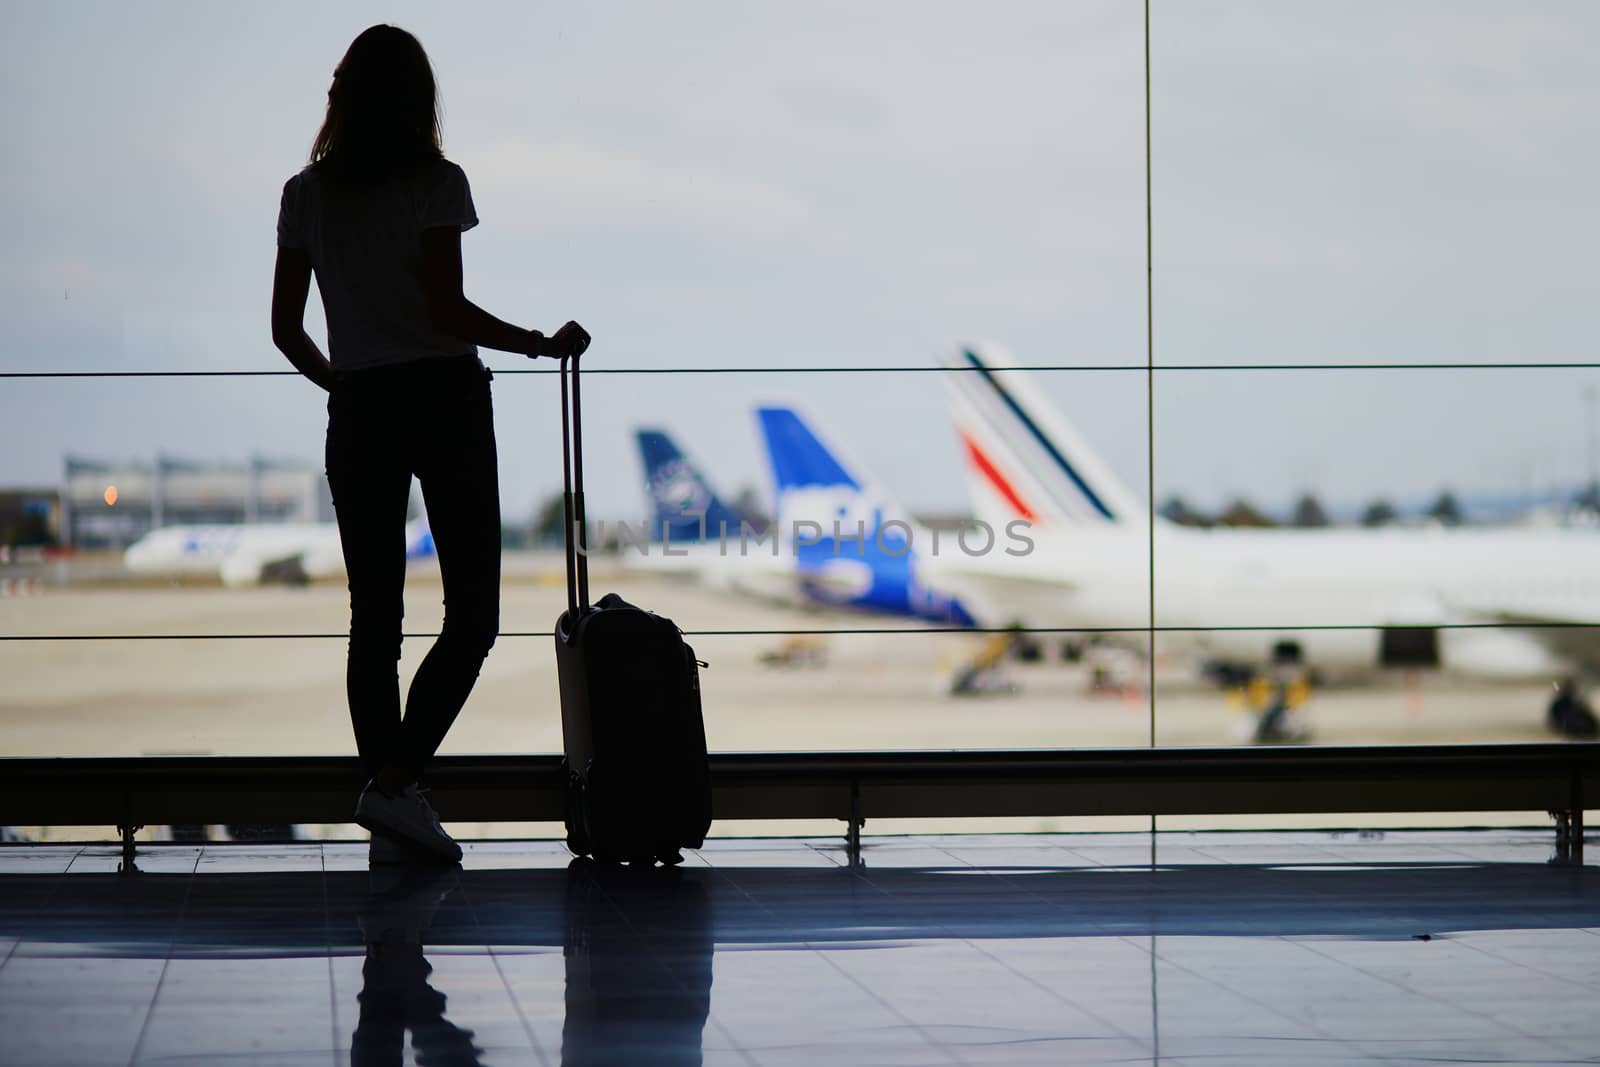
xmin=103 ymin=485 xmax=119 ymax=507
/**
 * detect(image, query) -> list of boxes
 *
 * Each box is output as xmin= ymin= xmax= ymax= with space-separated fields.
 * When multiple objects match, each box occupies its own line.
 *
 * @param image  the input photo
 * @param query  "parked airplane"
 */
xmin=637 ymin=429 xmax=747 ymax=543
xmin=629 ymin=423 xmax=976 ymax=626
xmin=757 ymin=408 xmax=976 ymax=626
xmin=936 ymin=343 xmax=1600 ymax=736
xmin=626 ymin=427 xmax=822 ymax=607
xmin=122 ymin=515 xmax=434 ymax=587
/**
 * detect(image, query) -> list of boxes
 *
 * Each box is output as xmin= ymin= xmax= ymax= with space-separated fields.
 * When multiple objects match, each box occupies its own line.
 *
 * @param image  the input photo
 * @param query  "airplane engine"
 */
xmin=1378 ymin=626 xmax=1440 ymax=669
xmin=1194 ymin=627 xmax=1381 ymax=679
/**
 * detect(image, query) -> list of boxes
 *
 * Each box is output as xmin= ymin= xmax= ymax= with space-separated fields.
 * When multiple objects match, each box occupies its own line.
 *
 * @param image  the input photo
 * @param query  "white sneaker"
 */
xmin=355 ymin=782 xmax=463 ymax=863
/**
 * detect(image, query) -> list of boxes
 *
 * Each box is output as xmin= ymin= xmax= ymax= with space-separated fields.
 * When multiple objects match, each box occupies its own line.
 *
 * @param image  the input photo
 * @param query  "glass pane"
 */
xmin=1151 ymin=1 xmax=1599 ymax=369
xmin=1144 ymin=353 xmax=1600 ymax=752
xmin=3 ymin=2 xmax=1152 ymax=762
xmin=1147 ymin=1 xmax=1600 ymax=763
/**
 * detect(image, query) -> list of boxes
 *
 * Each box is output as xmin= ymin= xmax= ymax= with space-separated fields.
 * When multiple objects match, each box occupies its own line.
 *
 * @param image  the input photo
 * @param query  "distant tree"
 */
xmin=1216 ymin=498 xmax=1276 ymax=528
xmin=1290 ymin=493 xmax=1329 ymax=528
xmin=0 ymin=495 xmax=55 ymax=548
xmin=1425 ymin=489 xmax=1464 ymax=527
xmin=4 ymin=519 xmax=34 ymax=548
xmin=1572 ymin=481 xmax=1600 ymax=513
xmin=1158 ymin=495 xmax=1210 ymax=527
xmin=730 ymin=485 xmax=770 ymax=533
xmin=1360 ymin=498 xmax=1399 ymax=528
xmin=21 ymin=511 xmax=53 ymax=546
xmin=532 ymin=491 xmax=566 ymax=546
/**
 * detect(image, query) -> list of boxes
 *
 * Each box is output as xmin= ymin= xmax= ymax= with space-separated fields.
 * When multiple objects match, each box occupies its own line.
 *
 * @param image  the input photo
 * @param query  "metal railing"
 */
xmin=4 ymin=743 xmax=1594 ymax=867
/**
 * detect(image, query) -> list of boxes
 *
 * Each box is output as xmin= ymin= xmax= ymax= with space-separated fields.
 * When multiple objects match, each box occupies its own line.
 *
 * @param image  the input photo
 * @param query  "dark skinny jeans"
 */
xmin=325 ymin=355 xmax=501 ymax=785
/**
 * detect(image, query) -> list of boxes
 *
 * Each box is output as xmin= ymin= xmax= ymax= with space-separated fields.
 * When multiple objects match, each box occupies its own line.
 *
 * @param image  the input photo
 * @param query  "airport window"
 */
xmin=2 ymin=5 xmax=1597 ymax=842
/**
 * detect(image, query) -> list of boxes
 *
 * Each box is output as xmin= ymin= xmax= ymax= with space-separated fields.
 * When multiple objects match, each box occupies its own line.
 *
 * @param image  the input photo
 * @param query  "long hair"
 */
xmin=310 ymin=25 xmax=443 ymax=186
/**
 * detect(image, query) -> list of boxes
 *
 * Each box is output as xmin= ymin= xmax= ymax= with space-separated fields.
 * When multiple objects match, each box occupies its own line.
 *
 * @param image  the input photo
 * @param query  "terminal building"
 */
xmin=58 ymin=455 xmax=332 ymax=549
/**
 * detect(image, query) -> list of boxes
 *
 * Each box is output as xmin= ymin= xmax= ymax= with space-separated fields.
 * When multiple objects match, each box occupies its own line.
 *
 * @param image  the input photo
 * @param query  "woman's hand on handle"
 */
xmin=522 ymin=321 xmax=589 ymax=359
xmin=551 ymin=320 xmax=591 ymax=358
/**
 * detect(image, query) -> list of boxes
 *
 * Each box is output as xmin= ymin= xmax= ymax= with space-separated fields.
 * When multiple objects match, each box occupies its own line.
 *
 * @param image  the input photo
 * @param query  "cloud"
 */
xmin=1364 ymin=10 xmax=1594 ymax=166
xmin=468 ymin=139 xmax=812 ymax=239
xmin=3 ymin=2 xmax=1599 ymax=512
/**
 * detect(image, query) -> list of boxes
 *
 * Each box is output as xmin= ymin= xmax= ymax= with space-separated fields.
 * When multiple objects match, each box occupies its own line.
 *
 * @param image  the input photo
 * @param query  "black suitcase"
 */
xmin=553 ymin=349 xmax=712 ymax=865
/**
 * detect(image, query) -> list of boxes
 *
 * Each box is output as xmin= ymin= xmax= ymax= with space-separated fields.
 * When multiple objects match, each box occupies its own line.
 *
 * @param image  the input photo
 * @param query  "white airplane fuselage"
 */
xmin=123 ymin=507 xmax=435 ymax=587
xmin=932 ymin=522 xmax=1600 ymax=679
xmin=124 ymin=523 xmax=348 ymax=585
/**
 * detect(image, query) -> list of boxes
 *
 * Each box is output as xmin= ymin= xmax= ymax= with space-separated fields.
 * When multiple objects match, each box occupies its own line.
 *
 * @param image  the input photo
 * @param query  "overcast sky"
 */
xmin=2 ymin=1 xmax=1597 ymax=520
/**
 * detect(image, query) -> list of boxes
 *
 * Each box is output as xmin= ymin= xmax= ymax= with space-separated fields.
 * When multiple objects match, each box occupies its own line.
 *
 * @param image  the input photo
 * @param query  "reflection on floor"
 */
xmin=0 ymin=830 xmax=1596 ymax=1065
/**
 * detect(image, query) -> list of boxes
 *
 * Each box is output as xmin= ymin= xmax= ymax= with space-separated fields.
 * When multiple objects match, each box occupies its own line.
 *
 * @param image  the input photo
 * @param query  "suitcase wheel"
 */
xmin=561 ymin=760 xmax=593 ymax=858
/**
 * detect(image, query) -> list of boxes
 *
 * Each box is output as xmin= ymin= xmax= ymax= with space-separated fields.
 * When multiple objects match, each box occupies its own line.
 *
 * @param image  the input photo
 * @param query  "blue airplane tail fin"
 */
xmin=636 ymin=429 xmax=745 ymax=542
xmin=758 ymin=408 xmax=860 ymax=492
xmin=757 ymin=406 xmax=976 ymax=627
xmin=404 ymin=514 xmax=435 ymax=560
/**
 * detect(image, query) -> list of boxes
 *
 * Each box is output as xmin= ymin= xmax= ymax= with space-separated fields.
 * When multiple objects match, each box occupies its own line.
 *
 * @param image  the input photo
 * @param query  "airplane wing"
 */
xmin=932 ymin=557 xmax=1080 ymax=595
xmin=1452 ymin=598 xmax=1600 ymax=672
xmin=922 ymin=554 xmax=1084 ymax=631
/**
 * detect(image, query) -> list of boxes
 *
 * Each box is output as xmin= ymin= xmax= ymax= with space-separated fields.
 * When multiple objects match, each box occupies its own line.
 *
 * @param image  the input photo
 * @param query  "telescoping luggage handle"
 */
xmin=560 ymin=352 xmax=590 ymax=619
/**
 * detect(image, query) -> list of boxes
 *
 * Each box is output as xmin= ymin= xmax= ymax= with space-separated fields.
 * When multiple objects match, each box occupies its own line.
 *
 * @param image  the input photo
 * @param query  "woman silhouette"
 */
xmin=271 ymin=25 xmax=588 ymax=863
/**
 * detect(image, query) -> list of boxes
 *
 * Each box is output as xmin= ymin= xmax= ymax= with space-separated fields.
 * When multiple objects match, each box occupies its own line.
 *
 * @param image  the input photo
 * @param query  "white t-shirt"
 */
xmin=277 ymin=158 xmax=480 ymax=371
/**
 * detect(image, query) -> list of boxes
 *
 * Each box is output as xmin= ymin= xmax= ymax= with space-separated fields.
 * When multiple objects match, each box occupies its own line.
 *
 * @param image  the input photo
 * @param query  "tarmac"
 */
xmin=0 ymin=553 xmax=1579 ymax=841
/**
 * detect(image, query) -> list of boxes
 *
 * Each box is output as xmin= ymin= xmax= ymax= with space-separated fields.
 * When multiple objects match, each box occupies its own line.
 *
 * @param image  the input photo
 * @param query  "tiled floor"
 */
xmin=0 ymin=830 xmax=1596 ymax=1066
